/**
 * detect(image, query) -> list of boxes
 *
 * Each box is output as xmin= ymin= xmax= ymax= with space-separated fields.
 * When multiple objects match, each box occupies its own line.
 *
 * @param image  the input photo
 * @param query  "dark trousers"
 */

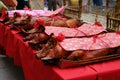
xmin=48 ymin=0 xmax=57 ymax=11
xmin=16 ymin=0 xmax=30 ymax=10
xmin=93 ymin=0 xmax=103 ymax=6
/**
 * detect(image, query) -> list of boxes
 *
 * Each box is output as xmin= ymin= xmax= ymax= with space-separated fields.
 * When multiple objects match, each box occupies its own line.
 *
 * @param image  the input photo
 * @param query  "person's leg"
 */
xmin=52 ymin=0 xmax=57 ymax=11
xmin=93 ymin=0 xmax=96 ymax=6
xmin=98 ymin=0 xmax=103 ymax=6
xmin=48 ymin=0 xmax=52 ymax=10
xmin=16 ymin=4 xmax=24 ymax=10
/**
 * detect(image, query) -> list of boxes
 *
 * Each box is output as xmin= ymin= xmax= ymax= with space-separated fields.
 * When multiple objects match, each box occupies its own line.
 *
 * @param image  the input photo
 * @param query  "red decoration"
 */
xmin=56 ymin=33 xmax=65 ymax=42
xmin=94 ymin=21 xmax=102 ymax=27
xmin=116 ymin=31 xmax=120 ymax=35
xmin=72 ymin=25 xmax=77 ymax=28
xmin=0 ymin=9 xmax=7 ymax=21
xmin=34 ymin=20 xmax=45 ymax=28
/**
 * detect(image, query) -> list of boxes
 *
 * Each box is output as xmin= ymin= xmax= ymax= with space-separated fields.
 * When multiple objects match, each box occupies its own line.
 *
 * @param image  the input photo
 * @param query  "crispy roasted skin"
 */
xmin=67 ymin=48 xmax=116 ymax=61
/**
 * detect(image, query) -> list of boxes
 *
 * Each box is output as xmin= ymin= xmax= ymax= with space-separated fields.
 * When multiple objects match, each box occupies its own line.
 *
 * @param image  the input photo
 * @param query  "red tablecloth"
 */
xmin=89 ymin=60 xmax=120 ymax=80
xmin=0 ymin=23 xmax=5 ymax=47
xmin=0 ymin=23 xmax=120 ymax=80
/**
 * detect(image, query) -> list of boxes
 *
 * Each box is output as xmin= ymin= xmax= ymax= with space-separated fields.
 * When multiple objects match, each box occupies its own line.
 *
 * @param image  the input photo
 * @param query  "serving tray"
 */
xmin=58 ymin=53 xmax=120 ymax=68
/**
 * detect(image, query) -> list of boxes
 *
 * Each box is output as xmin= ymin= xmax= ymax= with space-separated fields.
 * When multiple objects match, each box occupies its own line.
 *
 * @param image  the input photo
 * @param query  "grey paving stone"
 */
xmin=0 ymin=55 xmax=25 ymax=80
xmin=81 ymin=13 xmax=106 ymax=28
xmin=0 ymin=68 xmax=25 ymax=80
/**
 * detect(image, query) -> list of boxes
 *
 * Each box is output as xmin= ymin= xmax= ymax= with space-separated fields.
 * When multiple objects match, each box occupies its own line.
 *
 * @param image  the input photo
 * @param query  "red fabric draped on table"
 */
xmin=0 ymin=23 xmax=5 ymax=47
xmin=0 ymin=23 xmax=97 ymax=80
xmin=0 ymin=22 xmax=120 ymax=80
xmin=17 ymin=39 xmax=97 ymax=80
xmin=89 ymin=60 xmax=120 ymax=80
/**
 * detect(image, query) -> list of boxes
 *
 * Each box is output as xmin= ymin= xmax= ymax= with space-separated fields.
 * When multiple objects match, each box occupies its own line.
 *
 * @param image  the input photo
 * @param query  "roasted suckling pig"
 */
xmin=23 ymin=25 xmax=47 ymax=41
xmin=23 ymin=25 xmax=52 ymax=50
xmin=52 ymin=19 xmax=84 ymax=28
xmin=5 ymin=12 xmax=21 ymax=26
xmin=35 ymin=34 xmax=69 ymax=60
xmin=39 ymin=17 xmax=84 ymax=27
xmin=67 ymin=48 xmax=116 ymax=61
xmin=8 ymin=13 xmax=33 ymax=30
